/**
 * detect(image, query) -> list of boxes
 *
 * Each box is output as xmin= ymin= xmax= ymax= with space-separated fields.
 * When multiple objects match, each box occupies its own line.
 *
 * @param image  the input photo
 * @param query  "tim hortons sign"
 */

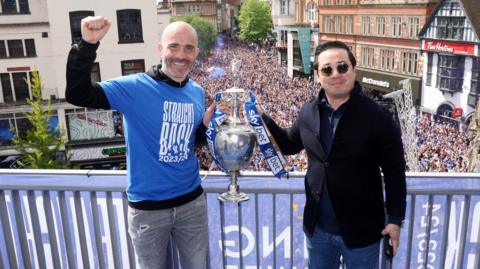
xmin=423 ymin=40 xmax=475 ymax=56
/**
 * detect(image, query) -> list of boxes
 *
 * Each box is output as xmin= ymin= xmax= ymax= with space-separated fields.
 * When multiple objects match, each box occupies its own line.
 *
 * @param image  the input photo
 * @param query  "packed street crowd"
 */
xmin=192 ymin=35 xmax=471 ymax=173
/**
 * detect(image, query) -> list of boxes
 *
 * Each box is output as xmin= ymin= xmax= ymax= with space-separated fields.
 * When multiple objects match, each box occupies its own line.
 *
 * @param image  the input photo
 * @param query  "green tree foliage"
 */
xmin=171 ymin=14 xmax=217 ymax=59
xmin=10 ymin=70 xmax=68 ymax=168
xmin=237 ymin=0 xmax=273 ymax=44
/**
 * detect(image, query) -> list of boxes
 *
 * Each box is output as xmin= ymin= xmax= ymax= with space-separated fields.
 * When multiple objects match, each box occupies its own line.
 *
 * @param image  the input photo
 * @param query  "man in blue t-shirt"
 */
xmin=66 ymin=16 xmax=215 ymax=269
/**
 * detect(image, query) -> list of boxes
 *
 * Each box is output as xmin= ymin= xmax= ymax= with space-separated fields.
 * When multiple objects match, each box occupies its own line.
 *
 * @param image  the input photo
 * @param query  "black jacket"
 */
xmin=263 ymin=82 xmax=406 ymax=248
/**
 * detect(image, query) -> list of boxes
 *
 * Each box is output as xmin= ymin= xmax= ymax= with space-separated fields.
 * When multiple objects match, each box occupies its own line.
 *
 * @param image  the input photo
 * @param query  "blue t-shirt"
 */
xmin=100 ymin=73 xmax=205 ymax=202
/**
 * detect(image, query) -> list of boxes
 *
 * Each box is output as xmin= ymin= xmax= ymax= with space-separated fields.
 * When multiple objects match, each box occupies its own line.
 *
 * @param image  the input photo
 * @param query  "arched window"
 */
xmin=305 ymin=2 xmax=317 ymax=22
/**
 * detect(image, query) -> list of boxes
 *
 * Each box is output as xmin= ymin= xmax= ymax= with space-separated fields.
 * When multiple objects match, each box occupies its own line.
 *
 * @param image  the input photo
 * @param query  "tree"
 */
xmin=171 ymin=14 xmax=217 ymax=59
xmin=10 ymin=70 xmax=69 ymax=168
xmin=237 ymin=0 xmax=273 ymax=44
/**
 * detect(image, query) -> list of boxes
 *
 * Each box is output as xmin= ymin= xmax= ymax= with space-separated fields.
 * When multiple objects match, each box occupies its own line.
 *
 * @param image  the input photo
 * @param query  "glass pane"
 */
xmin=16 ymin=117 xmax=33 ymax=140
xmin=0 ymin=41 xmax=6 ymax=58
xmin=1 ymin=73 xmax=14 ymax=103
xmin=7 ymin=40 xmax=24 ymax=57
xmin=69 ymin=11 xmax=95 ymax=44
xmin=121 ymin=60 xmax=145 ymax=75
xmin=1 ymin=0 xmax=17 ymax=13
xmin=12 ymin=72 xmax=30 ymax=102
xmin=117 ymin=10 xmax=143 ymax=42
xmin=19 ymin=0 xmax=29 ymax=13
xmin=25 ymin=39 xmax=36 ymax=57
xmin=0 ymin=117 xmax=14 ymax=146
xmin=48 ymin=115 xmax=60 ymax=136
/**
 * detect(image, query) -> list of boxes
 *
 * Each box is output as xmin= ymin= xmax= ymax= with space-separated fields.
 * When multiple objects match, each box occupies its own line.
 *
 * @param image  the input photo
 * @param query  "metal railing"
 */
xmin=0 ymin=170 xmax=480 ymax=268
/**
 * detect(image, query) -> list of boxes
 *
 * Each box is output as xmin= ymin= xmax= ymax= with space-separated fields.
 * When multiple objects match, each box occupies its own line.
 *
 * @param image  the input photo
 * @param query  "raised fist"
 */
xmin=81 ymin=16 xmax=111 ymax=44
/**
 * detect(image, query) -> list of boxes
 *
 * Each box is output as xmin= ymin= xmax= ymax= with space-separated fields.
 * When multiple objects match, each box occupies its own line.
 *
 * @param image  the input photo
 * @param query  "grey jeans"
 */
xmin=128 ymin=194 xmax=209 ymax=269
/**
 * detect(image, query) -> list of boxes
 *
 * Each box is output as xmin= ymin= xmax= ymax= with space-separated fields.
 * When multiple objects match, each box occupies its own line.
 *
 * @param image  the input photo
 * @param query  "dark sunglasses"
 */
xmin=320 ymin=62 xmax=350 ymax=76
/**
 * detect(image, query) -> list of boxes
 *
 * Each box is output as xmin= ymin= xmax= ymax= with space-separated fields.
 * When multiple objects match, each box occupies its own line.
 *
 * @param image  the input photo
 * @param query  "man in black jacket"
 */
xmin=261 ymin=41 xmax=406 ymax=268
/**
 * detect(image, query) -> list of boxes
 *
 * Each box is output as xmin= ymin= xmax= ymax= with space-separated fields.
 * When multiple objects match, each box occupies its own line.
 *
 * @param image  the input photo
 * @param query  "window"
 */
xmin=361 ymin=16 xmax=371 ymax=35
xmin=408 ymin=17 xmax=420 ymax=39
xmin=91 ymin=63 xmax=101 ymax=83
xmin=7 ymin=40 xmax=24 ymax=57
xmin=117 ymin=9 xmax=143 ymax=43
xmin=1 ymin=74 xmax=13 ymax=103
xmin=187 ymin=4 xmax=200 ymax=13
xmin=69 ymin=11 xmax=95 ymax=44
xmin=345 ymin=16 xmax=353 ymax=34
xmin=380 ymin=49 xmax=395 ymax=71
xmin=470 ymin=58 xmax=479 ymax=95
xmin=24 ymin=39 xmax=35 ymax=57
xmin=0 ymin=114 xmax=14 ymax=146
xmin=401 ymin=51 xmax=418 ymax=75
xmin=66 ymin=108 xmax=119 ymax=141
xmin=12 ymin=72 xmax=30 ymax=102
xmin=0 ymin=72 xmax=34 ymax=103
xmin=436 ymin=55 xmax=464 ymax=92
xmin=323 ymin=16 xmax=340 ymax=33
xmin=18 ymin=0 xmax=29 ymax=13
xmin=1 ymin=0 xmax=29 ymax=14
xmin=426 ymin=53 xmax=433 ymax=86
xmin=121 ymin=59 xmax=145 ymax=75
xmin=1 ymin=0 xmax=17 ymax=13
xmin=376 ymin=17 xmax=386 ymax=36
xmin=0 ymin=39 xmax=36 ymax=58
xmin=306 ymin=2 xmax=317 ymax=22
xmin=392 ymin=17 xmax=402 ymax=37
xmin=0 ymin=41 xmax=6 ymax=58
xmin=280 ymin=0 xmax=289 ymax=15
xmin=361 ymin=47 xmax=375 ymax=68
xmin=437 ymin=17 xmax=464 ymax=40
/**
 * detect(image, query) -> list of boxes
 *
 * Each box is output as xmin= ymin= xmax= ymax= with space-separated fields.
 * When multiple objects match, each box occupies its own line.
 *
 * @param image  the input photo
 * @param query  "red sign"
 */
xmin=423 ymin=40 xmax=475 ymax=56
xmin=452 ymin=107 xmax=463 ymax=118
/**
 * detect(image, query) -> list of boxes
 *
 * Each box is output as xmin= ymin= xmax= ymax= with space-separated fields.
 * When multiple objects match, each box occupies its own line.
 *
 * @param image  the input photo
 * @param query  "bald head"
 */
xmin=161 ymin=21 xmax=198 ymax=47
xmin=158 ymin=21 xmax=200 ymax=82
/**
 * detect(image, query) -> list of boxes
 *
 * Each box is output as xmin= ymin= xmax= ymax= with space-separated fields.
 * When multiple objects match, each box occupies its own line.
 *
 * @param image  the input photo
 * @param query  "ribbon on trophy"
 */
xmin=205 ymin=91 xmax=289 ymax=178
xmin=244 ymin=91 xmax=289 ymax=178
xmin=205 ymin=92 xmax=229 ymax=174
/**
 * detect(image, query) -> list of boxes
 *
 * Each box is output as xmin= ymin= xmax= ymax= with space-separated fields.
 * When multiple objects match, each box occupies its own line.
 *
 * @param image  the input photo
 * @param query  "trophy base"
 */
xmin=218 ymin=192 xmax=249 ymax=203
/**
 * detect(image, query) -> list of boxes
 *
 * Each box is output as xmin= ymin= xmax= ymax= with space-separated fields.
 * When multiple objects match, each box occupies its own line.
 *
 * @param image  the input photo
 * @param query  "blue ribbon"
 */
xmin=244 ymin=91 xmax=289 ymax=178
xmin=205 ymin=92 xmax=228 ymax=173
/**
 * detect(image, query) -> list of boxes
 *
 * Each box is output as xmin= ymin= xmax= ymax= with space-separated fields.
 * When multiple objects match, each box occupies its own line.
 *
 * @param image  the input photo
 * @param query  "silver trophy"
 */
xmin=213 ymin=59 xmax=257 ymax=202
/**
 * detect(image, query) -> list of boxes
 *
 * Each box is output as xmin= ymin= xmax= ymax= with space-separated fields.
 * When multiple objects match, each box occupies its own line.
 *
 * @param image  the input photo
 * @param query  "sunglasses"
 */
xmin=320 ymin=62 xmax=350 ymax=77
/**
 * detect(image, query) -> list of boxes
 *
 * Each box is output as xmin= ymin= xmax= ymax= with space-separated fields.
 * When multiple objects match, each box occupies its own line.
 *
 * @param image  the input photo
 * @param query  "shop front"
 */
xmin=356 ymin=69 xmax=422 ymax=105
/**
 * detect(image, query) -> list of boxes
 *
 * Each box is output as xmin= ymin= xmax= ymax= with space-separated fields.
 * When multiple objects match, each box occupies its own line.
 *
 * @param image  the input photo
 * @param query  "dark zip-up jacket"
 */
xmin=262 ymin=82 xmax=406 ymax=248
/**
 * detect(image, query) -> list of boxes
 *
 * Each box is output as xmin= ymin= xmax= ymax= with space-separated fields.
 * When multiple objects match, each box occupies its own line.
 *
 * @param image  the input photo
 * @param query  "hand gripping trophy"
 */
xmin=205 ymin=58 xmax=288 ymax=202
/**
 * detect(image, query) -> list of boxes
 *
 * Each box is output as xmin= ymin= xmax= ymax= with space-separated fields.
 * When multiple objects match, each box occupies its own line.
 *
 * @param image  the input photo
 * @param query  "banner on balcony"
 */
xmin=297 ymin=27 xmax=311 ymax=75
xmin=1 ymin=175 xmax=480 ymax=268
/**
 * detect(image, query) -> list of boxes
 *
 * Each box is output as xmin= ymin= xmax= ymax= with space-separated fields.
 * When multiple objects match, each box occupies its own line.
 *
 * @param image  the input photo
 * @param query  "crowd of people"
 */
xmin=192 ymin=35 xmax=315 ymax=172
xmin=191 ymin=35 xmax=471 ymax=173
xmin=416 ymin=113 xmax=469 ymax=172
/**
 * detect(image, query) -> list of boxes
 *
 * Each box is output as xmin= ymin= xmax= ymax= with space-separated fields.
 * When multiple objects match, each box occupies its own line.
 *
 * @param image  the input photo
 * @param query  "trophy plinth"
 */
xmin=214 ymin=87 xmax=256 ymax=202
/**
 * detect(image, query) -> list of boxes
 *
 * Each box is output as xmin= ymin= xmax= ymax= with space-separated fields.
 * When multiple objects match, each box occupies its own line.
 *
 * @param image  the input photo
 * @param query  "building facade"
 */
xmin=318 ymin=0 xmax=438 ymax=105
xmin=0 ymin=0 xmax=160 ymax=168
xmin=419 ymin=0 xmax=479 ymax=122
xmin=171 ymin=0 xmax=218 ymax=29
xmin=272 ymin=0 xmax=319 ymax=77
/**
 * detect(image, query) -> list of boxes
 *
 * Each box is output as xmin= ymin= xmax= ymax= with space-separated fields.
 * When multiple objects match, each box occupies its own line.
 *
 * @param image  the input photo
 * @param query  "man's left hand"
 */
xmin=381 ymin=224 xmax=401 ymax=256
xmin=203 ymin=102 xmax=216 ymax=127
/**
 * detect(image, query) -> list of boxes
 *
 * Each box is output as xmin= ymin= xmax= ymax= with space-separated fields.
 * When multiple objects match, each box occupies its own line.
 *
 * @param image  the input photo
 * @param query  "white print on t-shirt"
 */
xmin=158 ymin=101 xmax=195 ymax=163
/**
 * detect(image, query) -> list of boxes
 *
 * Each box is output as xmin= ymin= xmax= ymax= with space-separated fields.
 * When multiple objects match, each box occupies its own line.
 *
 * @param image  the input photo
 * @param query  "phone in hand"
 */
xmin=384 ymin=235 xmax=393 ymax=258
